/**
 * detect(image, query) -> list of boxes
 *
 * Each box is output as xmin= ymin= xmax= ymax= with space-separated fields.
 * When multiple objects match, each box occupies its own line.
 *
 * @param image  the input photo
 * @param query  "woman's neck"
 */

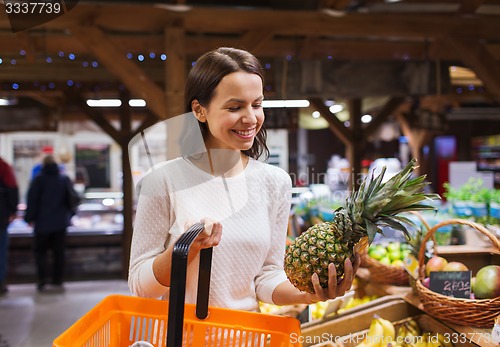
xmin=190 ymin=149 xmax=248 ymax=177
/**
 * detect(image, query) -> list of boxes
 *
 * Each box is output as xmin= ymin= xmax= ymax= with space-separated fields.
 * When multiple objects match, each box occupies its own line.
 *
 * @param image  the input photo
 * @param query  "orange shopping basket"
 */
xmin=53 ymin=223 xmax=302 ymax=346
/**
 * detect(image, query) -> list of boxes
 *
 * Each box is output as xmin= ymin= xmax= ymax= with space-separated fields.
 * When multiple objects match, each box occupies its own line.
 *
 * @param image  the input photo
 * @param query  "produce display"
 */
xmin=285 ymin=159 xmax=440 ymax=293
xmin=444 ymin=178 xmax=500 ymax=226
xmin=259 ymin=293 xmax=379 ymax=321
xmin=367 ymin=242 xmax=411 ymax=267
xmin=422 ymin=257 xmax=500 ymax=300
xmin=285 ymin=165 xmax=498 ymax=342
xmin=309 ymin=294 xmax=379 ymax=320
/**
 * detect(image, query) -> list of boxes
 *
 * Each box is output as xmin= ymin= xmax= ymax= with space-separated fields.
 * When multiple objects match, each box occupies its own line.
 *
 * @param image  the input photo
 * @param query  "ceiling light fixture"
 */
xmin=129 ymin=99 xmax=146 ymax=107
xmin=86 ymin=99 xmax=147 ymax=107
xmin=361 ymin=114 xmax=372 ymax=123
xmin=154 ymin=4 xmax=192 ymax=12
xmin=86 ymin=99 xmax=122 ymax=107
xmin=262 ymin=100 xmax=310 ymax=108
xmin=0 ymin=97 xmax=18 ymax=106
xmin=329 ymin=104 xmax=344 ymax=113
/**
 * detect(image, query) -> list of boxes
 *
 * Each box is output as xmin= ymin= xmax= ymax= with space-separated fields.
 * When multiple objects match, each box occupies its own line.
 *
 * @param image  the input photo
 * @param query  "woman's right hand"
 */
xmin=187 ymin=218 xmax=222 ymax=253
xmin=152 ymin=219 xmax=222 ymax=287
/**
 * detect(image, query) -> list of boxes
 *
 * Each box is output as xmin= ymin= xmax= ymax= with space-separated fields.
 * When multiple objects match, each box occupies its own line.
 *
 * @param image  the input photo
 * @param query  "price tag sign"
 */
xmin=429 ymin=271 xmax=471 ymax=298
xmin=403 ymin=254 xmax=419 ymax=279
xmin=493 ymin=315 xmax=500 ymax=344
xmin=493 ymin=324 xmax=500 ymax=344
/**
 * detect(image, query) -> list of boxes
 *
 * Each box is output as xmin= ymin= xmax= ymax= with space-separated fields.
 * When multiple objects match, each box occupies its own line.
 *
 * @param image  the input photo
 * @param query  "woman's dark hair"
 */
xmin=184 ymin=47 xmax=269 ymax=160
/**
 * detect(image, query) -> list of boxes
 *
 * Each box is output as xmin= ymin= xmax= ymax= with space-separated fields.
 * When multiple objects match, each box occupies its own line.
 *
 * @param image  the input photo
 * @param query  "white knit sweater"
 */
xmin=128 ymin=157 xmax=292 ymax=312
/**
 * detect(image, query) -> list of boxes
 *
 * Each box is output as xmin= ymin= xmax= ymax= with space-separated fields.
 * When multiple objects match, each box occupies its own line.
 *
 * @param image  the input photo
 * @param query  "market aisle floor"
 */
xmin=0 ymin=280 xmax=131 ymax=347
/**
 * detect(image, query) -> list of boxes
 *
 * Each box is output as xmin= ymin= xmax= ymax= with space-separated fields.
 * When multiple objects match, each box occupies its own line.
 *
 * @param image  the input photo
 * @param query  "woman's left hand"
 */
xmin=305 ymin=253 xmax=361 ymax=303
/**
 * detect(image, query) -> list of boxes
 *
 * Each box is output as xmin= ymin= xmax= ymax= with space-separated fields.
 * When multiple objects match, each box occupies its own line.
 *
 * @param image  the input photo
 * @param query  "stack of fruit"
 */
xmin=366 ymin=242 xmax=411 ymax=268
xmin=361 ymin=241 xmax=413 ymax=286
xmin=422 ymin=256 xmax=500 ymax=299
xmin=304 ymin=294 xmax=379 ymax=321
xmin=413 ymin=219 xmax=500 ymax=328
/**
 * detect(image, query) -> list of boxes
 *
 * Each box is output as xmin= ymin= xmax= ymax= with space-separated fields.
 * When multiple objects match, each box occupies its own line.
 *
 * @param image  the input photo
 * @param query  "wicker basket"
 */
xmin=414 ymin=218 xmax=500 ymax=328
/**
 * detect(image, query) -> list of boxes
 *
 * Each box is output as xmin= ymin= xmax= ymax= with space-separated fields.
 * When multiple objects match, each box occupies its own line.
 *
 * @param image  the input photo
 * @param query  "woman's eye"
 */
xmin=252 ymin=104 xmax=262 ymax=109
xmin=228 ymin=107 xmax=240 ymax=112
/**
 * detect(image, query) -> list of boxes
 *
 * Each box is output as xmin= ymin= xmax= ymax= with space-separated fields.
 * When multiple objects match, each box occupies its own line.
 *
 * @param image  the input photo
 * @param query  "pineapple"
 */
xmin=284 ymin=159 xmax=440 ymax=293
xmin=406 ymin=224 xmax=435 ymax=262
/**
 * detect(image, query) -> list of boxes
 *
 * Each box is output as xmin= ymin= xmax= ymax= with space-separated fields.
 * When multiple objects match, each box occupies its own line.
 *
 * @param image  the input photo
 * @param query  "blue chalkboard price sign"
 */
xmin=429 ymin=271 xmax=471 ymax=298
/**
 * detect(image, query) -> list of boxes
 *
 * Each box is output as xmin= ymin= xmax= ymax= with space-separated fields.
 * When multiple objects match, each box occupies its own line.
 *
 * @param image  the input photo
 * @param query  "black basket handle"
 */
xmin=166 ymin=222 xmax=213 ymax=347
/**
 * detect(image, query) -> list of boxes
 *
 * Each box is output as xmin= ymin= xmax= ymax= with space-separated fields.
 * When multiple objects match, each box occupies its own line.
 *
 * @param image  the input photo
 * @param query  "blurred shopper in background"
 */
xmin=0 ymin=157 xmax=19 ymax=295
xmin=31 ymin=145 xmax=65 ymax=180
xmin=25 ymin=155 xmax=76 ymax=292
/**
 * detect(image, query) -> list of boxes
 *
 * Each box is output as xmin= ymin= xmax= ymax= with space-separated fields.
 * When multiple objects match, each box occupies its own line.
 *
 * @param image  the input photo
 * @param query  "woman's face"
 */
xmin=199 ymin=71 xmax=264 ymax=151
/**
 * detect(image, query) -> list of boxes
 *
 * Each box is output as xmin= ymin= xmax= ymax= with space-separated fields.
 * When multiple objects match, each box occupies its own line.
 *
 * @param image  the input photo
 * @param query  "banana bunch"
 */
xmin=392 ymin=319 xmax=453 ymax=347
xmin=354 ymin=316 xmax=395 ymax=347
xmin=395 ymin=319 xmax=421 ymax=346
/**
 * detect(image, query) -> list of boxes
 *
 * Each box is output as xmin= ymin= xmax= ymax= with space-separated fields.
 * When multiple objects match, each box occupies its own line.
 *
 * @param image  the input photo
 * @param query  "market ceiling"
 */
xmin=1 ymin=0 xmax=500 ymax=125
xmin=3 ymin=0 xmax=500 ymax=273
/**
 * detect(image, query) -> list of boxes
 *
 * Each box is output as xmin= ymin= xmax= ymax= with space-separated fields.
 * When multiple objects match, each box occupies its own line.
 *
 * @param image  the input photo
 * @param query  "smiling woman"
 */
xmin=128 ymin=47 xmax=358 ymax=313
xmin=190 ymin=71 xmax=264 ymax=154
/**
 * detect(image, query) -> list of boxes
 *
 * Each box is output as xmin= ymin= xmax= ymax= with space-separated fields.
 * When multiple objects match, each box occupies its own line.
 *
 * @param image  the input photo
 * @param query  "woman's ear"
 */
xmin=191 ymin=99 xmax=206 ymax=123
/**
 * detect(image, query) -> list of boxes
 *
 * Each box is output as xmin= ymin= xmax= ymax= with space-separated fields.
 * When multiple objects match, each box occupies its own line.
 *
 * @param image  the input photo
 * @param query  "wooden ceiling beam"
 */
xmin=319 ymin=0 xmax=353 ymax=11
xmin=238 ymin=29 xmax=275 ymax=55
xmin=309 ymin=97 xmax=354 ymax=145
xmin=70 ymin=93 xmax=121 ymax=144
xmin=22 ymin=92 xmax=61 ymax=108
xmin=365 ymin=97 xmax=405 ymax=138
xmin=297 ymin=36 xmax=321 ymax=60
xmin=458 ymin=0 xmax=484 ymax=13
xmin=4 ymin=34 xmax=500 ymax=62
xmin=165 ymin=20 xmax=186 ymax=119
xmin=69 ymin=25 xmax=167 ymax=120
xmin=183 ymin=9 xmax=500 ymax=40
xmin=2 ymin=5 xmax=500 ymax=40
xmin=445 ymin=36 xmax=500 ymax=103
xmin=0 ymin=34 xmax=434 ymax=59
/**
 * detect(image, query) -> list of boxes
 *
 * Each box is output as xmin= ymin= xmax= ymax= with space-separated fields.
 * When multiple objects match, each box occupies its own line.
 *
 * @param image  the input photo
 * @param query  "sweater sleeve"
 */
xmin=128 ymin=168 xmax=173 ymax=298
xmin=254 ymin=169 xmax=292 ymax=304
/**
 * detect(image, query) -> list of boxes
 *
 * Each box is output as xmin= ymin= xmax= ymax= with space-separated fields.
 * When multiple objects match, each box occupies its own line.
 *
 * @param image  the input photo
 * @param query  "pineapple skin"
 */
xmin=284 ymin=211 xmax=354 ymax=294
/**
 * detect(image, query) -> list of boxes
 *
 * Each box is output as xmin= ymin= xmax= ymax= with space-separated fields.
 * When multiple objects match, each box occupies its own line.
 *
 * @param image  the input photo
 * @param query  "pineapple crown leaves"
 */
xmin=344 ymin=158 xmax=441 ymax=243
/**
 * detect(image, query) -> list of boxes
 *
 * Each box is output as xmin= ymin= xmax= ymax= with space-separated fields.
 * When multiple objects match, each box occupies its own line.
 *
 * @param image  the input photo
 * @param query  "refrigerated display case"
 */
xmin=7 ymin=190 xmax=128 ymax=282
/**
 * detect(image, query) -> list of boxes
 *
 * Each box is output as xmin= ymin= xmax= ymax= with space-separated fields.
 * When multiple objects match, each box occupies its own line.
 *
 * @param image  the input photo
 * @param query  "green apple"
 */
xmin=369 ymin=245 xmax=388 ymax=260
xmin=401 ymin=249 xmax=411 ymax=259
xmin=386 ymin=242 xmax=400 ymax=253
xmin=379 ymin=256 xmax=392 ymax=265
xmin=388 ymin=249 xmax=402 ymax=262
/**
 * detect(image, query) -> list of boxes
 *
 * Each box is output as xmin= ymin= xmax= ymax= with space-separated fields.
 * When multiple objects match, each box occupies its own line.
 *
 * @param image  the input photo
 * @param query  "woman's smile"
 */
xmin=232 ymin=127 xmax=256 ymax=139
